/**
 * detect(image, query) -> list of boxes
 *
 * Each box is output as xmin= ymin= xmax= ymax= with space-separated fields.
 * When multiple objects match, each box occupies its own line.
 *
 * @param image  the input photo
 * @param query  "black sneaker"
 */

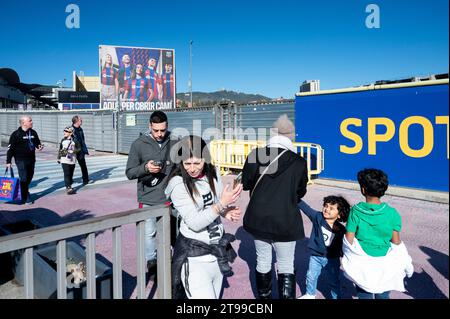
xmin=83 ymin=180 xmax=93 ymax=185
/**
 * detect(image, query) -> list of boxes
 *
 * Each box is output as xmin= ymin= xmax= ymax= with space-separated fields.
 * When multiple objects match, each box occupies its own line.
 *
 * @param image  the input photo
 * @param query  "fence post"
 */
xmin=24 ymin=247 xmax=34 ymax=299
xmin=113 ymin=110 xmax=119 ymax=154
xmin=156 ymin=208 xmax=172 ymax=299
xmin=56 ymin=240 xmax=67 ymax=299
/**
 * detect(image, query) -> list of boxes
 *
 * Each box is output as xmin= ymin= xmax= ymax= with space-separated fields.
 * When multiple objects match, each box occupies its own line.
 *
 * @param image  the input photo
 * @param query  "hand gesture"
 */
xmin=220 ymin=183 xmax=243 ymax=207
xmin=224 ymin=206 xmax=242 ymax=223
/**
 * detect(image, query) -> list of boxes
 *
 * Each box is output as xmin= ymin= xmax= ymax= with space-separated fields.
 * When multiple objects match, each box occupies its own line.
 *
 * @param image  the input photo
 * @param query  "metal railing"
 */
xmin=0 ymin=205 xmax=171 ymax=299
xmin=210 ymin=139 xmax=325 ymax=183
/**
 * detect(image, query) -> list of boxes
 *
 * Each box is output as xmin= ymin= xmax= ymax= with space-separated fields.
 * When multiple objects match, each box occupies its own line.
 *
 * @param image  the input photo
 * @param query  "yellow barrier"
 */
xmin=210 ymin=140 xmax=324 ymax=184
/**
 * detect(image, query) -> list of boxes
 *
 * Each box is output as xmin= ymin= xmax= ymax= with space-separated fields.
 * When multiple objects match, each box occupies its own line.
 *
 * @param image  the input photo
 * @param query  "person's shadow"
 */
xmin=419 ymin=246 xmax=449 ymax=281
xmin=235 ymin=226 xmax=259 ymax=298
xmin=398 ymin=246 xmax=449 ymax=299
xmin=29 ymin=177 xmax=49 ymax=188
xmin=31 ymin=167 xmax=117 ymax=199
xmin=73 ymin=167 xmax=117 ymax=192
xmin=403 ymin=267 xmax=447 ymax=299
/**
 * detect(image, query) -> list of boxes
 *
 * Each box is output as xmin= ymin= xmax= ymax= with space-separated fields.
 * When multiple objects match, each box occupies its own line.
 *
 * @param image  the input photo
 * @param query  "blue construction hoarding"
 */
xmin=295 ymin=83 xmax=449 ymax=191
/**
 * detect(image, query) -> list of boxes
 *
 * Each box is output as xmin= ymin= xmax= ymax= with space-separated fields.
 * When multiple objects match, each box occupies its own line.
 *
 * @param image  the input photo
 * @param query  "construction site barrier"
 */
xmin=210 ymin=140 xmax=324 ymax=183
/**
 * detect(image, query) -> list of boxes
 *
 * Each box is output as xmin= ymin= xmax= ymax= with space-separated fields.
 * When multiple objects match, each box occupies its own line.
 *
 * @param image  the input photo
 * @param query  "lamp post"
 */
xmin=189 ymin=40 xmax=193 ymax=107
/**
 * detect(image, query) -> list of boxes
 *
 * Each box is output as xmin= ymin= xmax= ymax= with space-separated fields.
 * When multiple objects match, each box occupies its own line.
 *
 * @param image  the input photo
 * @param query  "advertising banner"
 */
xmin=295 ymin=83 xmax=449 ymax=191
xmin=99 ymin=45 xmax=175 ymax=111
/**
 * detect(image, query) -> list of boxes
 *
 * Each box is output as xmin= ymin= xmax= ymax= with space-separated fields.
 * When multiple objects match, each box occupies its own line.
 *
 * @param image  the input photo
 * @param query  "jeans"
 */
xmin=61 ymin=163 xmax=75 ymax=188
xmin=15 ymin=159 xmax=35 ymax=201
xmin=356 ymin=286 xmax=390 ymax=299
xmin=142 ymin=204 xmax=157 ymax=261
xmin=305 ymin=255 xmax=341 ymax=299
xmin=76 ymin=155 xmax=89 ymax=183
xmin=254 ymin=239 xmax=296 ymax=274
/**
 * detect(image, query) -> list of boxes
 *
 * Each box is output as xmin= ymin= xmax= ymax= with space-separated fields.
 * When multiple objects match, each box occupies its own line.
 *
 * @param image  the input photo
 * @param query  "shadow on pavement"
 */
xmin=404 ymin=268 xmax=448 ymax=299
xmin=29 ymin=177 xmax=49 ymax=188
xmin=420 ymin=246 xmax=449 ymax=281
xmin=236 ymin=225 xmax=356 ymax=299
xmin=236 ymin=226 xmax=258 ymax=298
xmin=30 ymin=167 xmax=116 ymax=198
xmin=73 ymin=167 xmax=117 ymax=192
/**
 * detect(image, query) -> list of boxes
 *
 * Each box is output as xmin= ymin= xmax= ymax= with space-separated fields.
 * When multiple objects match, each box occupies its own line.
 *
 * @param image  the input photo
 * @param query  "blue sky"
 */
xmin=0 ymin=0 xmax=448 ymax=98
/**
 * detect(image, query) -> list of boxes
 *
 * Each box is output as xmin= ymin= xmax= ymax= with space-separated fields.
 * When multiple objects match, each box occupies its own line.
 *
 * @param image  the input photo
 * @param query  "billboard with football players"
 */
xmin=99 ymin=45 xmax=175 ymax=111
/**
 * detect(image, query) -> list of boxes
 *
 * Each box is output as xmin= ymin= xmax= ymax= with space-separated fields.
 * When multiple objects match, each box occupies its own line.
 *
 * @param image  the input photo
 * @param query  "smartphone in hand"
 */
xmin=152 ymin=160 xmax=163 ymax=167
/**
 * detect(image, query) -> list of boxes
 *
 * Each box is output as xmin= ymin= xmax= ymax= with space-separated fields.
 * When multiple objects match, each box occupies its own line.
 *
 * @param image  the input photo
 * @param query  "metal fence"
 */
xmin=0 ymin=205 xmax=171 ymax=299
xmin=117 ymin=107 xmax=217 ymax=154
xmin=0 ymin=110 xmax=115 ymax=152
xmin=210 ymin=139 xmax=324 ymax=181
xmin=1 ymin=103 xmax=296 ymax=154
xmin=236 ymin=103 xmax=295 ymax=140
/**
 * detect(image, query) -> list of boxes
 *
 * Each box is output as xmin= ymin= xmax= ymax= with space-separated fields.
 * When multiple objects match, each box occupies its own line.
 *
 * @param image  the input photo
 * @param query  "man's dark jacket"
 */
xmin=72 ymin=126 xmax=89 ymax=159
xmin=125 ymin=132 xmax=176 ymax=205
xmin=6 ymin=128 xmax=41 ymax=163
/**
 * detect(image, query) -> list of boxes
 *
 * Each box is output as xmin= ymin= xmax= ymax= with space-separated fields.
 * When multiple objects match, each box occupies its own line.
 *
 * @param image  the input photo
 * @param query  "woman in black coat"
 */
xmin=242 ymin=115 xmax=308 ymax=299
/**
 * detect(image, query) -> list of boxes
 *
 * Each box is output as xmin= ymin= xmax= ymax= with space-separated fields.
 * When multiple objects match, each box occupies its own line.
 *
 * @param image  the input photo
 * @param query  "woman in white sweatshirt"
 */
xmin=57 ymin=126 xmax=80 ymax=195
xmin=165 ymin=135 xmax=242 ymax=299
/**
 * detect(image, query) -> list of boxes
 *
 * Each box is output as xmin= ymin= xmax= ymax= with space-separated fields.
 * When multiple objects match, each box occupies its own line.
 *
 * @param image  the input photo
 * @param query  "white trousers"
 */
xmin=181 ymin=255 xmax=223 ymax=299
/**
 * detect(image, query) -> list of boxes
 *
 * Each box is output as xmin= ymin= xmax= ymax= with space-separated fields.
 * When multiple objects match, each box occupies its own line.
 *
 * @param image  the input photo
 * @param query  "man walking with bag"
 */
xmin=6 ymin=116 xmax=44 ymax=204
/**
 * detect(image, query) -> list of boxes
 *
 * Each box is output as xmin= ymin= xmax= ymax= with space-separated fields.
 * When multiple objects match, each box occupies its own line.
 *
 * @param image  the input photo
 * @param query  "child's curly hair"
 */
xmin=357 ymin=168 xmax=389 ymax=198
xmin=323 ymin=195 xmax=351 ymax=223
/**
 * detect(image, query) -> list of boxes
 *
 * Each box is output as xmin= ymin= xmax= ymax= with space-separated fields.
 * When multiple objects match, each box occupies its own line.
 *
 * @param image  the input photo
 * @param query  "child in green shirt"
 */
xmin=345 ymin=168 xmax=402 ymax=299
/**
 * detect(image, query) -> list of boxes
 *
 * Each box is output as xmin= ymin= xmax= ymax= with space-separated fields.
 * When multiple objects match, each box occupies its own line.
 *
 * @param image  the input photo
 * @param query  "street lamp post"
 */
xmin=189 ymin=40 xmax=193 ymax=107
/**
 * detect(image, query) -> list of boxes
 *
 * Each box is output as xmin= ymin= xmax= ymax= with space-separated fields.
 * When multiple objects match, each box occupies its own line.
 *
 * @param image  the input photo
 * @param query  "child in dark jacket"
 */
xmin=298 ymin=196 xmax=350 ymax=299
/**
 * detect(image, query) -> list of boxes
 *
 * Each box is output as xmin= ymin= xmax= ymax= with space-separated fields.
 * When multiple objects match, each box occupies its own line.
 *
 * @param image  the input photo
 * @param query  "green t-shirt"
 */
xmin=346 ymin=202 xmax=402 ymax=257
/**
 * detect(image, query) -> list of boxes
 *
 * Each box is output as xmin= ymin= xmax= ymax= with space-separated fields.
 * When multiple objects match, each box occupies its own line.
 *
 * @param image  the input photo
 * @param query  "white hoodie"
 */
xmin=59 ymin=138 xmax=77 ymax=165
xmin=165 ymin=169 xmax=224 ymax=247
xmin=342 ymin=236 xmax=414 ymax=294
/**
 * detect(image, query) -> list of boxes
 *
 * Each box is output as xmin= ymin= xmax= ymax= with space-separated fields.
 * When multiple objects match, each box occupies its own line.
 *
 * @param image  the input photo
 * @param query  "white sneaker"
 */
xmin=298 ymin=294 xmax=315 ymax=299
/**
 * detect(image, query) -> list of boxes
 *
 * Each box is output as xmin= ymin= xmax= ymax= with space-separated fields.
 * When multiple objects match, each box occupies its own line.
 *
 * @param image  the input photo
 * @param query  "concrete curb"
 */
xmin=314 ymin=178 xmax=449 ymax=204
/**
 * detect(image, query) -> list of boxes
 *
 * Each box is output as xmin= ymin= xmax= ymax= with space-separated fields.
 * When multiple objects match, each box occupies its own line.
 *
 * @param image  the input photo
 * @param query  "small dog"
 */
xmin=66 ymin=261 xmax=87 ymax=285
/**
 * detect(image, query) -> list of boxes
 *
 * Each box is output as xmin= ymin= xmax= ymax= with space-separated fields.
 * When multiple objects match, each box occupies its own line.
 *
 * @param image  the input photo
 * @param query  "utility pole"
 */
xmin=189 ymin=40 xmax=193 ymax=107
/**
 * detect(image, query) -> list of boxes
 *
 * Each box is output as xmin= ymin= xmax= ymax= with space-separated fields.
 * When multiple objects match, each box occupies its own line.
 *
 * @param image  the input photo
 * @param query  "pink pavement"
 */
xmin=1 ymin=173 xmax=448 ymax=299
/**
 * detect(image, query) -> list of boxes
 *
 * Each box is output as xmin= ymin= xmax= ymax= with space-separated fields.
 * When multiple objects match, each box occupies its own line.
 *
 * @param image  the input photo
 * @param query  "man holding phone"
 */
xmin=125 ymin=111 xmax=175 ymax=274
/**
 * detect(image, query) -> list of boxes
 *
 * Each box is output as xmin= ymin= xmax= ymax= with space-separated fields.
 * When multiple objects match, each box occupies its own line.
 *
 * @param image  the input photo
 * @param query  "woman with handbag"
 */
xmin=242 ymin=114 xmax=309 ymax=299
xmin=165 ymin=135 xmax=242 ymax=299
xmin=57 ymin=127 xmax=81 ymax=195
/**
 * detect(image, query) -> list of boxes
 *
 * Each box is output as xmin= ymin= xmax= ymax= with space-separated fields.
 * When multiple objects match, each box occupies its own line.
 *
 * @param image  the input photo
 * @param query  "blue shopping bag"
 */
xmin=0 ymin=167 xmax=22 ymax=202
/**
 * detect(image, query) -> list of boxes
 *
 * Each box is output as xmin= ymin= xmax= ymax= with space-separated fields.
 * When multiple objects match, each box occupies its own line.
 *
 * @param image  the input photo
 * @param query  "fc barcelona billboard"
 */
xmin=99 ymin=45 xmax=175 ymax=111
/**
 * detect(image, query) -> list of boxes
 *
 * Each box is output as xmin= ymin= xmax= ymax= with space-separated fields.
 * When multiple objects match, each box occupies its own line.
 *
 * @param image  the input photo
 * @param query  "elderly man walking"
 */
xmin=6 ymin=116 xmax=44 ymax=204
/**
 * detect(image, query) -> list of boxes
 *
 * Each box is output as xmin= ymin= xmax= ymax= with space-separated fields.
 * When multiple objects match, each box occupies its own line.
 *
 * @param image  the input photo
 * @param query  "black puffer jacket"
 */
xmin=172 ymin=233 xmax=237 ymax=299
xmin=242 ymin=144 xmax=308 ymax=242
